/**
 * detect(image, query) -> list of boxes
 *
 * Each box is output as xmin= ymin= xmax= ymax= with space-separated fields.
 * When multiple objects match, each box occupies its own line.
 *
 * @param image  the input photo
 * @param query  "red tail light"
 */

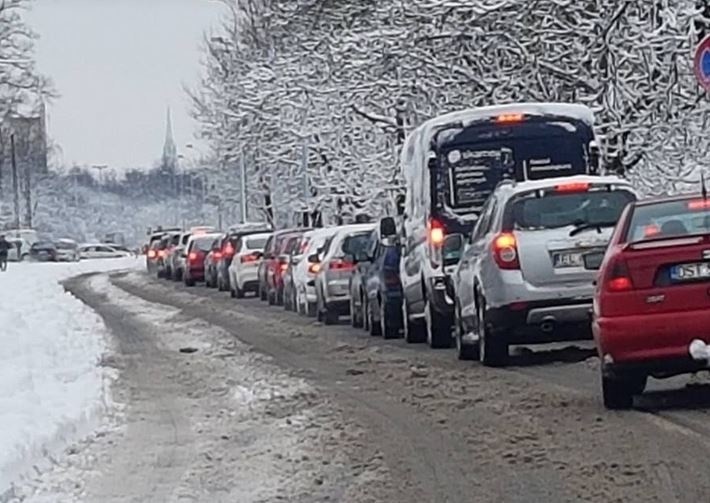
xmin=329 ymin=258 xmax=354 ymax=272
xmin=280 ymin=261 xmax=289 ymax=273
xmin=240 ymin=253 xmax=259 ymax=264
xmin=688 ymin=199 xmax=710 ymax=210
xmin=492 ymin=232 xmax=520 ymax=270
xmin=604 ymin=256 xmax=634 ymax=292
xmin=147 ymin=249 xmax=156 ymax=259
xmin=214 ymin=251 xmax=223 ymax=260
xmin=157 ymin=250 xmax=166 ymax=258
xmin=308 ymin=263 xmax=321 ymax=274
xmin=554 ymin=182 xmax=590 ymax=193
xmin=188 ymin=252 xmax=199 ymax=262
xmin=428 ymin=218 xmax=445 ymax=246
xmin=224 ymin=243 xmax=234 ymax=257
xmin=496 ymin=113 xmax=524 ymax=124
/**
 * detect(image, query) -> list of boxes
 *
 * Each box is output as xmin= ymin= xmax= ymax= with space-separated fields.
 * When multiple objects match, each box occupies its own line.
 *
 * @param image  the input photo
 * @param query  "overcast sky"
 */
xmin=26 ymin=0 xmax=223 ymax=171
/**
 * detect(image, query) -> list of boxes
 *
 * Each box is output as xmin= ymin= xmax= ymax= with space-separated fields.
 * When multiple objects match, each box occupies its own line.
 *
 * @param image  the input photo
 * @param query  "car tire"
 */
xmin=284 ymin=289 xmax=293 ymax=311
xmin=602 ymin=374 xmax=645 ymax=410
xmin=369 ymin=300 xmax=382 ymax=336
xmin=324 ymin=306 xmax=338 ymax=326
xmin=235 ymin=284 xmax=245 ymax=299
xmin=455 ymin=302 xmax=478 ymax=361
xmin=350 ymin=296 xmax=363 ymax=328
xmin=306 ymin=301 xmax=317 ymax=318
xmin=402 ymin=297 xmax=426 ymax=344
xmin=219 ymin=274 xmax=229 ymax=292
xmin=275 ymin=289 xmax=284 ymax=306
xmin=381 ymin=300 xmax=400 ymax=340
xmin=184 ymin=276 xmax=195 ymax=287
xmin=268 ymin=290 xmax=276 ymax=306
xmin=476 ymin=295 xmax=507 ymax=367
xmin=260 ymin=285 xmax=267 ymax=301
xmin=425 ymin=300 xmax=452 ymax=349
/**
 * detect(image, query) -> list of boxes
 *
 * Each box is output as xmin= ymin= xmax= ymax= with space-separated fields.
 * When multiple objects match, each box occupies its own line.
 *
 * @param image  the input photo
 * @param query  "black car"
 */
xmin=30 ymin=241 xmax=58 ymax=262
xmin=349 ymin=219 xmax=402 ymax=338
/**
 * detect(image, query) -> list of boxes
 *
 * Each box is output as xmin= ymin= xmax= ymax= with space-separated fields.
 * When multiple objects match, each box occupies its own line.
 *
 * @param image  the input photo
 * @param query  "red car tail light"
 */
xmin=147 ymin=249 xmax=156 ymax=259
xmin=214 ymin=251 xmax=223 ymax=260
xmin=496 ymin=113 xmax=524 ymax=124
xmin=308 ymin=262 xmax=321 ymax=274
xmin=329 ymin=258 xmax=354 ymax=272
xmin=280 ymin=261 xmax=289 ymax=273
xmin=224 ymin=243 xmax=235 ymax=257
xmin=428 ymin=218 xmax=445 ymax=246
xmin=188 ymin=252 xmax=199 ymax=262
xmin=157 ymin=250 xmax=166 ymax=258
xmin=604 ymin=256 xmax=634 ymax=292
xmin=492 ymin=232 xmax=520 ymax=270
xmin=688 ymin=199 xmax=710 ymax=210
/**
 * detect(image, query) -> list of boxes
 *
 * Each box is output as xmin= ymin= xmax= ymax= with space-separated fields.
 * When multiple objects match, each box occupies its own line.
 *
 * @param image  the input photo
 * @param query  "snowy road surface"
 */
xmin=0 ymin=258 xmax=139 ymax=499
xmin=13 ymin=269 xmax=710 ymax=502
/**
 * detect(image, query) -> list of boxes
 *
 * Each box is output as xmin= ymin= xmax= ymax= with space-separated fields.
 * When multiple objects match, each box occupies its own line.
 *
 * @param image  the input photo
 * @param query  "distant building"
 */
xmin=161 ymin=107 xmax=178 ymax=173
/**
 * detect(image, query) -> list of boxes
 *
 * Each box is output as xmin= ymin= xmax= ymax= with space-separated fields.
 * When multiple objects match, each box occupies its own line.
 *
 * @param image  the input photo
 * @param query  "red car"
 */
xmin=593 ymin=193 xmax=710 ymax=409
xmin=183 ymin=233 xmax=222 ymax=287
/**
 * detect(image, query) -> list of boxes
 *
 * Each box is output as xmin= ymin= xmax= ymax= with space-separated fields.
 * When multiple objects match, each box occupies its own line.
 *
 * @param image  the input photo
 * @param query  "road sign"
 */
xmin=694 ymin=35 xmax=710 ymax=91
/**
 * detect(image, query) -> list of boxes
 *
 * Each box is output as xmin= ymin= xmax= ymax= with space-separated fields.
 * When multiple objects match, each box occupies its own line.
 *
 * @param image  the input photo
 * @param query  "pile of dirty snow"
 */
xmin=0 ymin=258 xmax=139 ymax=497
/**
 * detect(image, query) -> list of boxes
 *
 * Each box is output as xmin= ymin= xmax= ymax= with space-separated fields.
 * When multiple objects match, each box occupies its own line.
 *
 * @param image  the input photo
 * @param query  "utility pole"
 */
xmin=11 ymin=134 xmax=20 ymax=228
xmin=23 ymin=147 xmax=31 ymax=228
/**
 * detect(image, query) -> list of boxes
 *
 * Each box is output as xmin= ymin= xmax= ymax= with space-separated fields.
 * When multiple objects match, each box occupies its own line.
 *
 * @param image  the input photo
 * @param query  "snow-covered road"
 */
xmin=0 ymin=258 xmax=140 ymax=498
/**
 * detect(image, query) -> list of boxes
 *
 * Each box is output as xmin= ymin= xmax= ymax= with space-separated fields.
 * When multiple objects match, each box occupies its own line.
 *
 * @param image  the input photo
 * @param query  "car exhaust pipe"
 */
xmin=540 ymin=317 xmax=556 ymax=334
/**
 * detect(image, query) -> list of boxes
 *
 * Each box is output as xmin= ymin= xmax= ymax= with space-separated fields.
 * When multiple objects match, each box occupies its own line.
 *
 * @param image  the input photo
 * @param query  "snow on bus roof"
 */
xmin=416 ymin=102 xmax=595 ymax=134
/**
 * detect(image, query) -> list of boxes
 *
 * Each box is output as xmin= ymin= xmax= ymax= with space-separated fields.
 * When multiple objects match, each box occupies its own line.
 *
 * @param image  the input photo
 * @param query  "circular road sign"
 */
xmin=694 ymin=35 xmax=710 ymax=91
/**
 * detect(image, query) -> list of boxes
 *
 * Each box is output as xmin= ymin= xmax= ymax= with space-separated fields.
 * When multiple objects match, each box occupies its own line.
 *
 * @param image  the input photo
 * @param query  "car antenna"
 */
xmin=703 ymin=172 xmax=708 ymax=201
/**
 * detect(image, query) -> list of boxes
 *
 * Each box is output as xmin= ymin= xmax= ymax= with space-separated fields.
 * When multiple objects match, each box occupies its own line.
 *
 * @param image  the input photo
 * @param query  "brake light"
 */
xmin=157 ymin=250 xmax=166 ymax=258
xmin=224 ymin=244 xmax=234 ymax=257
xmin=428 ymin=219 xmax=445 ymax=246
xmin=492 ymin=232 xmax=520 ymax=270
xmin=329 ymin=258 xmax=354 ymax=271
xmin=308 ymin=263 xmax=321 ymax=274
xmin=188 ymin=252 xmax=198 ymax=262
xmin=240 ymin=253 xmax=259 ymax=264
xmin=554 ymin=182 xmax=590 ymax=193
xmin=688 ymin=199 xmax=710 ymax=210
xmin=604 ymin=257 xmax=634 ymax=292
xmin=147 ymin=249 xmax=156 ymax=259
xmin=280 ymin=261 xmax=289 ymax=273
xmin=496 ymin=113 xmax=524 ymax=124
xmin=214 ymin=251 xmax=223 ymax=260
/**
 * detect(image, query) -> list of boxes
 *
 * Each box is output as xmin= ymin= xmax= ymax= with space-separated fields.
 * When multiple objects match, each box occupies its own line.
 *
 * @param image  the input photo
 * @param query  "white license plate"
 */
xmin=552 ymin=251 xmax=583 ymax=268
xmin=670 ymin=262 xmax=710 ymax=281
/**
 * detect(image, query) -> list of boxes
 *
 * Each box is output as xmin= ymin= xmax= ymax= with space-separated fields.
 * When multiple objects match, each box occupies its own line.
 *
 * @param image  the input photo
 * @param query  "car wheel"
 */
xmin=350 ymin=295 xmax=363 ymax=328
xmin=402 ymin=297 xmax=426 ymax=343
xmin=235 ymin=283 xmax=245 ymax=298
xmin=602 ymin=373 xmax=645 ymax=410
xmin=369 ymin=299 xmax=382 ymax=336
xmin=324 ymin=305 xmax=338 ymax=325
xmin=381 ymin=299 xmax=401 ymax=340
xmin=476 ymin=295 xmax=507 ymax=367
xmin=455 ymin=301 xmax=478 ymax=361
xmin=260 ymin=284 xmax=267 ymax=301
xmin=184 ymin=275 xmax=195 ymax=287
xmin=306 ymin=301 xmax=317 ymax=318
xmin=284 ymin=288 xmax=293 ymax=311
xmin=275 ymin=289 xmax=284 ymax=306
xmin=268 ymin=289 xmax=276 ymax=305
xmin=425 ymin=299 xmax=452 ymax=349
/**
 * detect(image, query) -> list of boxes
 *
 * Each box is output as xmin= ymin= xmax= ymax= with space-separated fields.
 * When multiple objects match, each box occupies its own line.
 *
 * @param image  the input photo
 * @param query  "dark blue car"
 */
xmin=348 ymin=227 xmax=402 ymax=338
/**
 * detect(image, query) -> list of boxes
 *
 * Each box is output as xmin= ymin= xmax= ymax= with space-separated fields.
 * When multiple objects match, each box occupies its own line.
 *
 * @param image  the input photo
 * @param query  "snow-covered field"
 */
xmin=0 ymin=258 xmax=140 ymax=498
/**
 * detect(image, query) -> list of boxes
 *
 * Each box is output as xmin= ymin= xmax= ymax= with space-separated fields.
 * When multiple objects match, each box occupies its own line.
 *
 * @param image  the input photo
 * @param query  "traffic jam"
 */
xmin=145 ymin=103 xmax=710 ymax=410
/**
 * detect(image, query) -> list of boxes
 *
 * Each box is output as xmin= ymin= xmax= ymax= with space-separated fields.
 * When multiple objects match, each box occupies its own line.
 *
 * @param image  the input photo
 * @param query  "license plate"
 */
xmin=552 ymin=251 xmax=583 ymax=268
xmin=670 ymin=262 xmax=710 ymax=281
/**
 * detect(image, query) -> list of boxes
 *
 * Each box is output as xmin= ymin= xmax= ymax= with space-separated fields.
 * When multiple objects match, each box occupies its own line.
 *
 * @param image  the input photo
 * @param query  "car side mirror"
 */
xmin=308 ymin=253 xmax=319 ymax=263
xmin=380 ymin=217 xmax=397 ymax=238
xmin=443 ymin=233 xmax=465 ymax=266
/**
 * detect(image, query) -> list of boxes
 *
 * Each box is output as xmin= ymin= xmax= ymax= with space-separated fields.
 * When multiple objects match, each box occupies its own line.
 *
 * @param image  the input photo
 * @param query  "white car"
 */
xmin=55 ymin=239 xmax=80 ymax=262
xmin=6 ymin=237 xmax=27 ymax=261
xmin=228 ymin=232 xmax=271 ymax=298
xmin=293 ymin=227 xmax=341 ymax=317
xmin=79 ymin=243 xmax=131 ymax=260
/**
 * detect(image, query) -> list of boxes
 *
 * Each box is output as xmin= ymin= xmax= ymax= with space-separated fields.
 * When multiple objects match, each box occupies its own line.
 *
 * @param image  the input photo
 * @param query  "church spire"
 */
xmin=162 ymin=106 xmax=178 ymax=172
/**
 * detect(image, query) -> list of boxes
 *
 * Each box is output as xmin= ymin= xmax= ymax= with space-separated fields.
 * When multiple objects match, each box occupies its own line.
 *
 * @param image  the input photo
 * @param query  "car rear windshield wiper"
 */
xmin=569 ymin=221 xmax=617 ymax=237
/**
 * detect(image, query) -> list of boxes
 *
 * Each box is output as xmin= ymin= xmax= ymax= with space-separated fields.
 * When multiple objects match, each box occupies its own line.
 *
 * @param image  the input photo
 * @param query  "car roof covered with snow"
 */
xmin=498 ymin=174 xmax=635 ymax=197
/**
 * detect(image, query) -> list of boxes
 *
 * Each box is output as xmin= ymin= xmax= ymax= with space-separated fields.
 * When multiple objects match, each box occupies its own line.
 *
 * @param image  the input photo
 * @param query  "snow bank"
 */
xmin=0 ymin=258 xmax=139 ymax=496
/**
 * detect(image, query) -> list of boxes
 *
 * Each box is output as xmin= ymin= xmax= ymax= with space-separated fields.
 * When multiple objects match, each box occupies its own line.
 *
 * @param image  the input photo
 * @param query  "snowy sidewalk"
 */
xmin=0 ymin=258 xmax=139 ymax=497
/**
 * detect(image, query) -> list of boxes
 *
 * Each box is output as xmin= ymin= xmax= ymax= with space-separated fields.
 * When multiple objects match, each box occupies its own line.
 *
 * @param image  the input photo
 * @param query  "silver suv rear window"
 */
xmin=510 ymin=189 xmax=634 ymax=230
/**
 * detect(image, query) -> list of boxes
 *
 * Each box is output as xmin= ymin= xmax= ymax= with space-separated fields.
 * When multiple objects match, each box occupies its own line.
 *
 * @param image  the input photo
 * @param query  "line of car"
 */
xmin=5 ymin=236 xmax=135 ymax=262
xmin=146 ymin=102 xmax=710 ymax=410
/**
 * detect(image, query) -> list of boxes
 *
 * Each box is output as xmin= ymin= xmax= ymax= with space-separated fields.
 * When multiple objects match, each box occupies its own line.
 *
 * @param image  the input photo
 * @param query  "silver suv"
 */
xmin=450 ymin=175 xmax=637 ymax=366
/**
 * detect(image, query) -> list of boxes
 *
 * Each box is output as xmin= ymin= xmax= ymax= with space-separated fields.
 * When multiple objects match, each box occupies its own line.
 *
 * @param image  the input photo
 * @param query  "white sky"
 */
xmin=26 ymin=0 xmax=224 ymax=171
